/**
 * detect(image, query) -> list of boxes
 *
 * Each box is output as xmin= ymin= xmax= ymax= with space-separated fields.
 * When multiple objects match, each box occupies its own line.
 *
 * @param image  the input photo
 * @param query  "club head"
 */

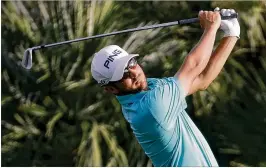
xmin=21 ymin=48 xmax=33 ymax=69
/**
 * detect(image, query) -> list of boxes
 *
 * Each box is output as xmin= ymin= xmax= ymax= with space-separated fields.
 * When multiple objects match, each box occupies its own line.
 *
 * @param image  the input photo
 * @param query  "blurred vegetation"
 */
xmin=1 ymin=1 xmax=266 ymax=167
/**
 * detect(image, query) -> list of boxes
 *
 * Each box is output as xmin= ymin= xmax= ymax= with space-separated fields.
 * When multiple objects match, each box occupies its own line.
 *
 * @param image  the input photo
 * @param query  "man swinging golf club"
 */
xmin=91 ymin=8 xmax=240 ymax=167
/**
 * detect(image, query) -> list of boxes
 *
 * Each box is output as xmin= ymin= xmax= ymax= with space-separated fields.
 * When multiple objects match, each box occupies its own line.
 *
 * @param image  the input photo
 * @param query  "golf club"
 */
xmin=21 ymin=13 xmax=238 ymax=69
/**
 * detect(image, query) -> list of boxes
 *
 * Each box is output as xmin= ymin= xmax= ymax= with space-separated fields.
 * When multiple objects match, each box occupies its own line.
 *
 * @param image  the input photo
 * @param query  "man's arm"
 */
xmin=175 ymin=11 xmax=221 ymax=96
xmin=187 ymin=8 xmax=240 ymax=95
xmin=187 ymin=36 xmax=238 ymax=95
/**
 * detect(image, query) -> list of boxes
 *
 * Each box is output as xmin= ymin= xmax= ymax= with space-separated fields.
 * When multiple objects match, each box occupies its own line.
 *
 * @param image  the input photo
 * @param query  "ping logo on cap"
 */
xmin=104 ymin=49 xmax=122 ymax=69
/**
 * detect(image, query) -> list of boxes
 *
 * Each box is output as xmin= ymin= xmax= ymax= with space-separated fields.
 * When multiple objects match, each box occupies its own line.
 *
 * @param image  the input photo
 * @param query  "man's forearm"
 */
xmin=198 ymin=36 xmax=238 ymax=89
xmin=189 ymin=28 xmax=217 ymax=63
xmin=186 ymin=28 xmax=218 ymax=75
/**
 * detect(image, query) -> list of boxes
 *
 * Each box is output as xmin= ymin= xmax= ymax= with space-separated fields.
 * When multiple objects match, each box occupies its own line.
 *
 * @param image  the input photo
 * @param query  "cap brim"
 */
xmin=109 ymin=54 xmax=139 ymax=82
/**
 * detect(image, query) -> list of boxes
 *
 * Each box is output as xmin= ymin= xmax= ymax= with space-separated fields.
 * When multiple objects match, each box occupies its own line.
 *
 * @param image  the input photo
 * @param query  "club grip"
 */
xmin=179 ymin=13 xmax=238 ymax=25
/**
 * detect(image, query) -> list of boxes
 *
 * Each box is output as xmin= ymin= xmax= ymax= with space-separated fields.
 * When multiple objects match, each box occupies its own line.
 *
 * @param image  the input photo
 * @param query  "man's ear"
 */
xmin=103 ymin=85 xmax=119 ymax=94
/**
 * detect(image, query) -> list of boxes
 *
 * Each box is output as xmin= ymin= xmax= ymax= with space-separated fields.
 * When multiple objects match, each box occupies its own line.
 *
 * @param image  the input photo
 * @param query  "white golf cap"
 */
xmin=91 ymin=45 xmax=139 ymax=86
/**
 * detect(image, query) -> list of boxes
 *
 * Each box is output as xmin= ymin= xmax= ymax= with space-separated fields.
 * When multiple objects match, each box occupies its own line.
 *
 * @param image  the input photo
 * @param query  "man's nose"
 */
xmin=128 ymin=68 xmax=138 ymax=79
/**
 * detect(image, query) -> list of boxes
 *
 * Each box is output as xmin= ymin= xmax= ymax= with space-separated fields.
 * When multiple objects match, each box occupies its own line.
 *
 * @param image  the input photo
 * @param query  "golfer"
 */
xmin=91 ymin=8 xmax=240 ymax=167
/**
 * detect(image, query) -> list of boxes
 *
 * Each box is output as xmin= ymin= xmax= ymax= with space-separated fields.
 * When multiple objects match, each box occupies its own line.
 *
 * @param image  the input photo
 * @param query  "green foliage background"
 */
xmin=1 ymin=1 xmax=266 ymax=167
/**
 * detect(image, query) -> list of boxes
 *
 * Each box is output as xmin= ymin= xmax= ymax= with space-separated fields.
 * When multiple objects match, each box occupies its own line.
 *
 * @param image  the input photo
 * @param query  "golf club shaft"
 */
xmin=21 ymin=13 xmax=238 ymax=70
xmin=30 ymin=13 xmax=238 ymax=51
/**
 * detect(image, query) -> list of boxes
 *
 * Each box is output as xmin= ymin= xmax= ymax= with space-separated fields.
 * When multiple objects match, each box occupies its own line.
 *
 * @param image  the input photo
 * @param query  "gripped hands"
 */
xmin=198 ymin=10 xmax=221 ymax=31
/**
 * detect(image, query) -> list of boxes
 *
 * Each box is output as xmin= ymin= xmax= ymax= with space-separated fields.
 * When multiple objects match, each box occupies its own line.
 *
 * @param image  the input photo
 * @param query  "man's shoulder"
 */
xmin=142 ymin=77 xmax=180 ymax=114
xmin=147 ymin=77 xmax=178 ymax=89
xmin=122 ymin=77 xmax=187 ymax=131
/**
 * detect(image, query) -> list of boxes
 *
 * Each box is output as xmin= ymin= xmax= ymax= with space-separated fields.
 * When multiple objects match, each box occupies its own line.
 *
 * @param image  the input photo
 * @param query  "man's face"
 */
xmin=115 ymin=64 xmax=148 ymax=94
xmin=104 ymin=58 xmax=148 ymax=95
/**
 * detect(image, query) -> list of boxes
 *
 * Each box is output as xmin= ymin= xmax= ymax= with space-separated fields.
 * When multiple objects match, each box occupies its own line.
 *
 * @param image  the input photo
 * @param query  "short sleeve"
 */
xmin=145 ymin=77 xmax=187 ymax=130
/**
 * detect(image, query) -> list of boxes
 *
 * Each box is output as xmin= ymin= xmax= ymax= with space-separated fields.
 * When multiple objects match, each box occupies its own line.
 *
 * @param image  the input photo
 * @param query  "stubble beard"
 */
xmin=118 ymin=79 xmax=148 ymax=96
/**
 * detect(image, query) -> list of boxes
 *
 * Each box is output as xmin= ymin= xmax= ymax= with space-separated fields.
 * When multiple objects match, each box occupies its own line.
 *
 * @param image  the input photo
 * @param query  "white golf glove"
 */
xmin=215 ymin=7 xmax=240 ymax=38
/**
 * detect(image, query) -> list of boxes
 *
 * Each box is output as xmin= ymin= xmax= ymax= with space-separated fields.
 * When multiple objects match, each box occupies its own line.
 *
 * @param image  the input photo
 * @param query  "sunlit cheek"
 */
xmin=121 ymin=79 xmax=134 ymax=90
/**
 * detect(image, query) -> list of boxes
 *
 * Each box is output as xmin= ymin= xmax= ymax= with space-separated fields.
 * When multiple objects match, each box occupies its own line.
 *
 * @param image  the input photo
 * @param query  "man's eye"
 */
xmin=123 ymin=72 xmax=130 ymax=79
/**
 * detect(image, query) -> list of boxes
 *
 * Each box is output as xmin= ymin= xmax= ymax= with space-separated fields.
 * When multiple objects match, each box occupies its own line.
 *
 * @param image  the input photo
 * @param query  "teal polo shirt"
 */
xmin=117 ymin=77 xmax=218 ymax=167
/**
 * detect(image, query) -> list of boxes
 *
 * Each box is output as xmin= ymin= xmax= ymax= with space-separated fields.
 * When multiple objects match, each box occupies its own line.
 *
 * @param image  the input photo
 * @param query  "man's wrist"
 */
xmin=222 ymin=36 xmax=238 ymax=40
xmin=222 ymin=32 xmax=240 ymax=39
xmin=204 ymin=27 xmax=218 ymax=35
xmin=221 ymin=36 xmax=239 ymax=45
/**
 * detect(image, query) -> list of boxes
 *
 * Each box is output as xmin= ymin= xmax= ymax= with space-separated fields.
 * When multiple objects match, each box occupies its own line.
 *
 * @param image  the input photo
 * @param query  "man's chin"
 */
xmin=140 ymin=80 xmax=148 ymax=91
xmin=119 ymin=82 xmax=148 ymax=95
